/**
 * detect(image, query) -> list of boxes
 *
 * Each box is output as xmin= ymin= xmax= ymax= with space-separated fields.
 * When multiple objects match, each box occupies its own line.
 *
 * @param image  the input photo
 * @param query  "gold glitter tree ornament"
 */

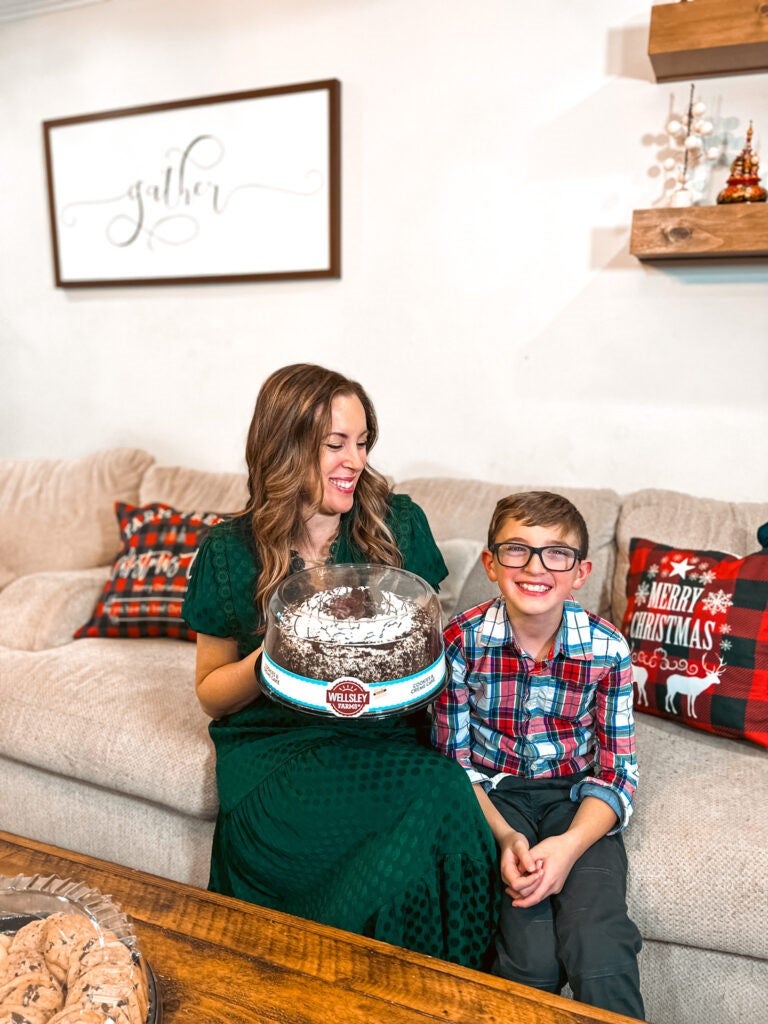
xmin=717 ymin=123 xmax=767 ymax=204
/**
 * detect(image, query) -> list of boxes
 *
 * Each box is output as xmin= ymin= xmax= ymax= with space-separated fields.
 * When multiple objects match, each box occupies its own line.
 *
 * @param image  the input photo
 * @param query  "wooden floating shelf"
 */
xmin=649 ymin=0 xmax=768 ymax=81
xmin=630 ymin=203 xmax=768 ymax=259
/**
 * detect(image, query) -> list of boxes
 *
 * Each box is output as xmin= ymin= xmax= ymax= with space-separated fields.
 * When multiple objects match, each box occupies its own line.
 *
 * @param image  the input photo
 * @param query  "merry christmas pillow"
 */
xmin=622 ymin=536 xmax=768 ymax=748
xmin=75 ymin=502 xmax=223 ymax=641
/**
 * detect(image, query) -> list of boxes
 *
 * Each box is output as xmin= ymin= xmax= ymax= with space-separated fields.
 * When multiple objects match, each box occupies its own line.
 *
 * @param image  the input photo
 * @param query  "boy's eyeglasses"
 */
xmin=490 ymin=542 xmax=581 ymax=572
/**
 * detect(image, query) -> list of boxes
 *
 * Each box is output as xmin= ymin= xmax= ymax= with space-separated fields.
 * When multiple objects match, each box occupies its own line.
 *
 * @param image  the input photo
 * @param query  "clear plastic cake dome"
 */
xmin=261 ymin=563 xmax=446 ymax=718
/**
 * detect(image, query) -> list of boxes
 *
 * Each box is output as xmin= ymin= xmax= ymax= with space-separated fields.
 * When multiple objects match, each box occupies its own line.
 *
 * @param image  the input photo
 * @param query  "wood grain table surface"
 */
xmin=0 ymin=831 xmax=642 ymax=1024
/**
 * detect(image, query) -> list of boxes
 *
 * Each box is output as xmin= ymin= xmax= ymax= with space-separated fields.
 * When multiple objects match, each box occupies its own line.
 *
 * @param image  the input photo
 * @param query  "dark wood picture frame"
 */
xmin=43 ymin=79 xmax=341 ymax=287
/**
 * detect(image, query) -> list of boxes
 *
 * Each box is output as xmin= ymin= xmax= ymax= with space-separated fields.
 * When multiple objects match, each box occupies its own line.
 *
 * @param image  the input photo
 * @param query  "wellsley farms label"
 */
xmin=325 ymin=677 xmax=371 ymax=717
xmin=260 ymin=650 xmax=446 ymax=718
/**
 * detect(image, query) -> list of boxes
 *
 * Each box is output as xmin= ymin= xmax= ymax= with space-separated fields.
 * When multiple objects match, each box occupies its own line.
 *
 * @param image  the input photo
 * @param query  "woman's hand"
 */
xmin=195 ymin=633 xmax=263 ymax=719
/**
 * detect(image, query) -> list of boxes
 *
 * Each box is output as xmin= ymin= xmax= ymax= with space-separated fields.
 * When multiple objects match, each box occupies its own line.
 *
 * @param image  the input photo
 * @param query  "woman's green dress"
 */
xmin=183 ymin=494 xmax=500 ymax=968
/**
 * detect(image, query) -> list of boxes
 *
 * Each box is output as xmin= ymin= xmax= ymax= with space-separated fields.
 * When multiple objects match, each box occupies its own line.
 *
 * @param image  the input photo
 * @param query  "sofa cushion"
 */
xmin=626 ymin=715 xmax=768 ymax=961
xmin=0 ymin=755 xmax=215 ymax=889
xmin=399 ymin=478 xmax=621 ymax=619
xmin=622 ymin=537 xmax=768 ymax=748
xmin=0 ymin=568 xmax=109 ymax=651
xmin=139 ymin=464 xmax=248 ymax=512
xmin=0 ymin=639 xmax=217 ymax=818
xmin=613 ymin=489 xmax=768 ymax=628
xmin=0 ymin=448 xmax=155 ymax=591
xmin=75 ymin=503 xmax=224 ymax=641
xmin=435 ymin=538 xmax=485 ymax=620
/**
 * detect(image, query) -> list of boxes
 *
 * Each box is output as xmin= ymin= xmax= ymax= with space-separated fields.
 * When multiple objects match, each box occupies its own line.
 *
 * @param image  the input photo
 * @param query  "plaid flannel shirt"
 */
xmin=432 ymin=596 xmax=638 ymax=832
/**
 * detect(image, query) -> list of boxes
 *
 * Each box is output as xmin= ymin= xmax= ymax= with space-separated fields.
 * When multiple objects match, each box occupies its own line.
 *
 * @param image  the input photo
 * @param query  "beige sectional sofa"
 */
xmin=0 ymin=447 xmax=765 ymax=1024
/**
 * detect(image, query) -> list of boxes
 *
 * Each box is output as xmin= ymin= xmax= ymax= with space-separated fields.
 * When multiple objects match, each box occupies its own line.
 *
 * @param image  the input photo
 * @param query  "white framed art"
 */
xmin=43 ymin=79 xmax=341 ymax=287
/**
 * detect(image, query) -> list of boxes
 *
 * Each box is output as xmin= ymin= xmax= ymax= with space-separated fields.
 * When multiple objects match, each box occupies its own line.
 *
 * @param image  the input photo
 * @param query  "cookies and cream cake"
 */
xmin=261 ymin=565 xmax=446 ymax=718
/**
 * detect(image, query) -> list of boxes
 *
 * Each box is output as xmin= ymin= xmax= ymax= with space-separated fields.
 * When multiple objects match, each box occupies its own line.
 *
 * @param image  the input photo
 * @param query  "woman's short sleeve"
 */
xmin=388 ymin=494 xmax=448 ymax=590
xmin=183 ymin=525 xmax=240 ymax=639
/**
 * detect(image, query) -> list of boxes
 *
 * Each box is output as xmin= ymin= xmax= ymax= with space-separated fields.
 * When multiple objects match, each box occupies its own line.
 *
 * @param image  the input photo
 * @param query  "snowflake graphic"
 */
xmin=719 ymin=623 xmax=732 ymax=635
xmin=698 ymin=570 xmax=717 ymax=586
xmin=635 ymin=582 xmax=651 ymax=606
xmin=647 ymin=564 xmax=659 ymax=578
xmin=701 ymin=589 xmax=733 ymax=616
xmin=720 ymin=639 xmax=732 ymax=652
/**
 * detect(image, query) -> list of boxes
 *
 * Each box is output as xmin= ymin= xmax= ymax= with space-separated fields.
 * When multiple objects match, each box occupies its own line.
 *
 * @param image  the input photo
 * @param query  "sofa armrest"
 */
xmin=0 ymin=568 xmax=110 ymax=651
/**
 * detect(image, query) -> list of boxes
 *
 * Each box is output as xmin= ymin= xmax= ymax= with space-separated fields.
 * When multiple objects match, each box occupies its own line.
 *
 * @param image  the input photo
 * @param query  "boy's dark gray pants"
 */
xmin=488 ymin=773 xmax=645 ymax=1021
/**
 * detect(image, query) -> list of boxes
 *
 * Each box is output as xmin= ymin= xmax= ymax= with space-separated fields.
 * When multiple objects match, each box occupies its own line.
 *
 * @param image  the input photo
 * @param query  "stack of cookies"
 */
xmin=0 ymin=912 xmax=149 ymax=1024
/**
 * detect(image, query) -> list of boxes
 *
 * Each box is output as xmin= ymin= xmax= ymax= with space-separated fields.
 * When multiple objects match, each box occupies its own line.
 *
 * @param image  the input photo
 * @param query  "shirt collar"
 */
xmin=479 ymin=596 xmax=594 ymax=661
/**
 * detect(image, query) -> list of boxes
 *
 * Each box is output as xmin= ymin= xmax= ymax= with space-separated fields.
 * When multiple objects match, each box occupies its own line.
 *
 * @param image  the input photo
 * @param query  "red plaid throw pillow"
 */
xmin=74 ymin=502 xmax=224 ymax=641
xmin=621 ymin=536 xmax=768 ymax=748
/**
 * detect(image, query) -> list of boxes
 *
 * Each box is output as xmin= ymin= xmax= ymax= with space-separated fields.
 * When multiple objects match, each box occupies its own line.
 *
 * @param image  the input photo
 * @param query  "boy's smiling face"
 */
xmin=481 ymin=516 xmax=591 ymax=632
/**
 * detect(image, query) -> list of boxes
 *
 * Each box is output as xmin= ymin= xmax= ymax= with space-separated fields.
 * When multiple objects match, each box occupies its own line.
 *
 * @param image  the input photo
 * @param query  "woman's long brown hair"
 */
xmin=244 ymin=363 xmax=401 ymax=618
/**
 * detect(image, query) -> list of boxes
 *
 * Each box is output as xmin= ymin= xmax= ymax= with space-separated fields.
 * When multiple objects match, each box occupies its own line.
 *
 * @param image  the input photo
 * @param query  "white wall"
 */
xmin=1 ymin=0 xmax=766 ymax=503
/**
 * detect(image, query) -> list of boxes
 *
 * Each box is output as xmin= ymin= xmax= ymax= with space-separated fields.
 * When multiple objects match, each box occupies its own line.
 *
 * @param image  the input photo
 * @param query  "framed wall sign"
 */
xmin=42 ymin=79 xmax=341 ymax=287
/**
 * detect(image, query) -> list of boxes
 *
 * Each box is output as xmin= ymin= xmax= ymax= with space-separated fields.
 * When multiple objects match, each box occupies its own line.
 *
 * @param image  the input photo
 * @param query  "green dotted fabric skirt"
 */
xmin=208 ymin=707 xmax=501 ymax=970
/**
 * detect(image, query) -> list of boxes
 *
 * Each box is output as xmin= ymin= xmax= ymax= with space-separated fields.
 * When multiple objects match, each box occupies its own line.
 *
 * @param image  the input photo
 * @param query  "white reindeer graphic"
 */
xmin=632 ymin=664 xmax=649 ymax=707
xmin=665 ymin=655 xmax=726 ymax=718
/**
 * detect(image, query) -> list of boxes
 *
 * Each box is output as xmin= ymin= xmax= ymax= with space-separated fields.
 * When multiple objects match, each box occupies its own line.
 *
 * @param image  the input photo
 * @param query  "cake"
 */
xmin=260 ymin=564 xmax=446 ymax=718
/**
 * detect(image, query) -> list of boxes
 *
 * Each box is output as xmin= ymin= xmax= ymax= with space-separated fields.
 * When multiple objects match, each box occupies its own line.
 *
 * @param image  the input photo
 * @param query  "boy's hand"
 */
xmin=498 ymin=832 xmax=543 ymax=900
xmin=472 ymin=784 xmax=543 ymax=898
xmin=507 ymin=796 xmax=619 ymax=908
xmin=507 ymin=833 xmax=581 ymax=908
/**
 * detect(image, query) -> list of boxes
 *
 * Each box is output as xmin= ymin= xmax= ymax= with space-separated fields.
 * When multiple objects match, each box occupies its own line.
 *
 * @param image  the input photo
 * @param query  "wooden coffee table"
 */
xmin=0 ymin=830 xmax=640 ymax=1024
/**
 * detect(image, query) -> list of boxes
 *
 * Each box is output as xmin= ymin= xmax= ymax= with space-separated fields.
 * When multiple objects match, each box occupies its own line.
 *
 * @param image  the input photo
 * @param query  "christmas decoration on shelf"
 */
xmin=716 ymin=122 xmax=767 ymax=204
xmin=662 ymin=83 xmax=719 ymax=207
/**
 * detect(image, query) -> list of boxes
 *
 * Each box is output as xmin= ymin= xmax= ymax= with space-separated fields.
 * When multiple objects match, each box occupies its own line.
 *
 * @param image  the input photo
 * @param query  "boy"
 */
xmin=432 ymin=491 xmax=644 ymax=1020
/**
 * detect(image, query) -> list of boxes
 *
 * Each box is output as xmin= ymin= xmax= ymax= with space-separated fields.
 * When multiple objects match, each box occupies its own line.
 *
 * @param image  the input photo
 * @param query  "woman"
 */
xmin=183 ymin=363 xmax=500 ymax=968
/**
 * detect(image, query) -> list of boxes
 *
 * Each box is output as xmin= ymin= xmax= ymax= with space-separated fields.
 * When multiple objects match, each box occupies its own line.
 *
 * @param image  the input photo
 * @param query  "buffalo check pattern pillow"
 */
xmin=75 ymin=502 xmax=224 ymax=641
xmin=621 ymin=536 xmax=768 ymax=748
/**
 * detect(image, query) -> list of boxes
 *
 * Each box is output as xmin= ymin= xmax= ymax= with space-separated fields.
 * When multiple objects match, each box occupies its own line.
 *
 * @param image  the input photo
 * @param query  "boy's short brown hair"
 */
xmin=487 ymin=491 xmax=589 ymax=559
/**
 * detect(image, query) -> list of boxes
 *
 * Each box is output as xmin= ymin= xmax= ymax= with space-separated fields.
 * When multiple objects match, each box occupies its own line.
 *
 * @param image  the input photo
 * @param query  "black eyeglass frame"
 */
xmin=489 ymin=541 xmax=582 ymax=572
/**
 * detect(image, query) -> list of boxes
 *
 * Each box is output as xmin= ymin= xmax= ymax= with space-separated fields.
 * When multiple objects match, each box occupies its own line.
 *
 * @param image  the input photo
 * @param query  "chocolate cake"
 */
xmin=260 ymin=565 xmax=446 ymax=718
xmin=270 ymin=585 xmax=440 ymax=683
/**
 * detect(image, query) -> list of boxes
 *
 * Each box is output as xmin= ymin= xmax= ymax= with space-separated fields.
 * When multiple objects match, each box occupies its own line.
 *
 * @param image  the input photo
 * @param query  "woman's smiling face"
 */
xmin=316 ymin=393 xmax=369 ymax=516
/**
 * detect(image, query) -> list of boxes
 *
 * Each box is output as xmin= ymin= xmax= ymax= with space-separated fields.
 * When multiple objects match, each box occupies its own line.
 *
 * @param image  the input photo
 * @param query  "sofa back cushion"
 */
xmin=613 ymin=489 xmax=768 ymax=627
xmin=396 ymin=478 xmax=621 ymax=619
xmin=0 ymin=448 xmax=155 ymax=591
xmin=139 ymin=464 xmax=249 ymax=513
